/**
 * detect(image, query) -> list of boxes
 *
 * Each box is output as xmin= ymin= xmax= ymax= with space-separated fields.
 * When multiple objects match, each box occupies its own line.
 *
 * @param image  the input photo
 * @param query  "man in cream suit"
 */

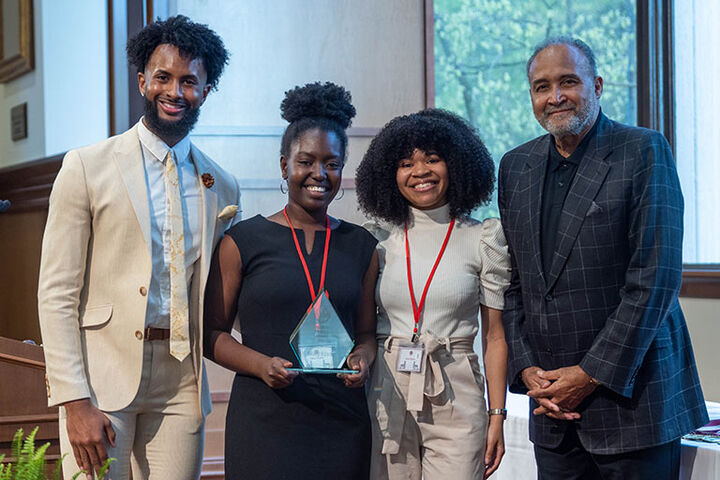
xmin=38 ymin=16 xmax=239 ymax=480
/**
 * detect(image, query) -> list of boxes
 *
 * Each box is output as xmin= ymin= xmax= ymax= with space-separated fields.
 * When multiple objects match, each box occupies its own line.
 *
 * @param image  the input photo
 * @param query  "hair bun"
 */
xmin=280 ymin=82 xmax=356 ymax=129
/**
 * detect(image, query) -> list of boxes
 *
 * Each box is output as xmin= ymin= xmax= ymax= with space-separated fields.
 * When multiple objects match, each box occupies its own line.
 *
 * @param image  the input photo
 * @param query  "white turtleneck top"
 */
xmin=366 ymin=204 xmax=511 ymax=339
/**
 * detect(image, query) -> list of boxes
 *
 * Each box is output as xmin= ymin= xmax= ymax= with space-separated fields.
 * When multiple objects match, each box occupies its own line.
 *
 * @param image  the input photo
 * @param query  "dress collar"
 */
xmin=408 ymin=203 xmax=452 ymax=227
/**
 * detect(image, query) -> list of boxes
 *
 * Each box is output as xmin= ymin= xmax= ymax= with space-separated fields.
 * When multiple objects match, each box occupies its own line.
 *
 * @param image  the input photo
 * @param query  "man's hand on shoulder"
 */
xmin=63 ymin=398 xmax=115 ymax=479
xmin=527 ymin=365 xmax=597 ymax=420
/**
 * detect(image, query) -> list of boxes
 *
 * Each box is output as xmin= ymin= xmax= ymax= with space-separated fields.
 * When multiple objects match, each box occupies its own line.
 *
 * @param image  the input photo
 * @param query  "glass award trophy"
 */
xmin=287 ymin=288 xmax=359 ymax=374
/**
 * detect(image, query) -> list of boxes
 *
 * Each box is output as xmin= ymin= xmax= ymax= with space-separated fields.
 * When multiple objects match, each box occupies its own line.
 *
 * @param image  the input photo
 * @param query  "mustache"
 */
xmin=544 ymin=104 xmax=576 ymax=116
xmin=157 ymin=96 xmax=189 ymax=107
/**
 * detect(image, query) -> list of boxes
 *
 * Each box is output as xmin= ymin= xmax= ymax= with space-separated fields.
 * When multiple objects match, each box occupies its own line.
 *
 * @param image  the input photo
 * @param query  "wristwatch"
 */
xmin=488 ymin=408 xmax=507 ymax=419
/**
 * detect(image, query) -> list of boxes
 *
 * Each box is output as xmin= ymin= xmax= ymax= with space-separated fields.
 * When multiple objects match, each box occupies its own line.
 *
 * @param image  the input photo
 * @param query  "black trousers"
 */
xmin=534 ymin=425 xmax=681 ymax=480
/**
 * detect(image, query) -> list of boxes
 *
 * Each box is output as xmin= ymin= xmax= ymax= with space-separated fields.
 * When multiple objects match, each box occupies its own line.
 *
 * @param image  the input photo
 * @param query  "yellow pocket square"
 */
xmin=218 ymin=204 xmax=240 ymax=220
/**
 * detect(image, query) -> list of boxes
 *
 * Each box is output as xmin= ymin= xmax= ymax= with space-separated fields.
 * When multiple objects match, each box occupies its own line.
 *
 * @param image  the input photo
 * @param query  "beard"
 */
xmin=143 ymin=96 xmax=201 ymax=141
xmin=537 ymin=94 xmax=599 ymax=138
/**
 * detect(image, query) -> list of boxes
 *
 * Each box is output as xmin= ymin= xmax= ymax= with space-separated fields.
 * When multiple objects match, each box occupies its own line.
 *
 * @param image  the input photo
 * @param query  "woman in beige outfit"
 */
xmin=356 ymin=109 xmax=511 ymax=479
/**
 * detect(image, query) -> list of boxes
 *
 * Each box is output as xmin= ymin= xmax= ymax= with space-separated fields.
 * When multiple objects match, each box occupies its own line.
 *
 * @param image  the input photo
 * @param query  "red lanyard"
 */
xmin=405 ymin=219 xmax=455 ymax=341
xmin=283 ymin=206 xmax=331 ymax=302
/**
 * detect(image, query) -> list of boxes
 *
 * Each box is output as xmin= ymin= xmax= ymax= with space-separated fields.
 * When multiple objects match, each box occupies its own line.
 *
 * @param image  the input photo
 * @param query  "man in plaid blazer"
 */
xmin=498 ymin=36 xmax=708 ymax=479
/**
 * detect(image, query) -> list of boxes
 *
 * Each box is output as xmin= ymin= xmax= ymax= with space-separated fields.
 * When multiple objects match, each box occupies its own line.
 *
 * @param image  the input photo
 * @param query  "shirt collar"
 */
xmin=138 ymin=117 xmax=192 ymax=166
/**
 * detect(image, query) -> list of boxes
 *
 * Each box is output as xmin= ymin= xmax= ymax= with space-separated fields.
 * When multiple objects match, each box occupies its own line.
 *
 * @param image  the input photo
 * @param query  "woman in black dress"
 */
xmin=203 ymin=82 xmax=378 ymax=480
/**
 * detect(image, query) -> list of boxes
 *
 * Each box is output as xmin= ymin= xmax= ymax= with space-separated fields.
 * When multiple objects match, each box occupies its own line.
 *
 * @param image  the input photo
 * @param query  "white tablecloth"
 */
xmin=680 ymin=401 xmax=720 ymax=480
xmin=492 ymin=394 xmax=720 ymax=480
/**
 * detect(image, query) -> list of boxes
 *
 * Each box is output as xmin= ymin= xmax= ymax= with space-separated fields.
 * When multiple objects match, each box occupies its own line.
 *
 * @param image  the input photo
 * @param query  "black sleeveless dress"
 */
xmin=223 ymin=215 xmax=377 ymax=480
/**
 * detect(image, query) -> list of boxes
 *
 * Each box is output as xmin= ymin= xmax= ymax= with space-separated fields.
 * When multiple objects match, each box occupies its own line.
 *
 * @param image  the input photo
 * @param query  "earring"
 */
xmin=336 ymin=187 xmax=345 ymax=200
xmin=280 ymin=178 xmax=288 ymax=194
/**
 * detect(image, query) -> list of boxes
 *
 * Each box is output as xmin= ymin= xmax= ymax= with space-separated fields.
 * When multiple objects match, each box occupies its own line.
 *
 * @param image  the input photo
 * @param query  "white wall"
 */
xmin=0 ymin=0 xmax=45 ymax=168
xmin=681 ymin=298 xmax=720 ymax=402
xmin=0 ymin=0 xmax=108 ymax=169
xmin=173 ymin=0 xmax=426 ymax=224
xmin=41 ymin=0 xmax=109 ymax=156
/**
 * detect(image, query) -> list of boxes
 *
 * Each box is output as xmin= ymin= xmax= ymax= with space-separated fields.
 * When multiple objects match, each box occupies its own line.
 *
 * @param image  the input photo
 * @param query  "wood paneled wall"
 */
xmin=0 ymin=156 xmax=61 ymax=342
xmin=0 ymin=337 xmax=60 ymax=476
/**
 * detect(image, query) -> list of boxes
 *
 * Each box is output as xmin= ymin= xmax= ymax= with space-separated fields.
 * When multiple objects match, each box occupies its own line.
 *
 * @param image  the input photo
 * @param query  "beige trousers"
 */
xmin=368 ymin=335 xmax=489 ymax=480
xmin=59 ymin=340 xmax=204 ymax=480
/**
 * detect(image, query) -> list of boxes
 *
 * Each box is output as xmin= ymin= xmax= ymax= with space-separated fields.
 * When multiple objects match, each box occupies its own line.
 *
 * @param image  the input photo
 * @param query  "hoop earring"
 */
xmin=336 ymin=187 xmax=345 ymax=200
xmin=280 ymin=178 xmax=288 ymax=194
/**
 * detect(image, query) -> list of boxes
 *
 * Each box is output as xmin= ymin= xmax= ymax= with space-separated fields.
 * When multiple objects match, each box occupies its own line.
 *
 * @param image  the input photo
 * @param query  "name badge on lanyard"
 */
xmin=397 ymin=218 xmax=454 ymax=374
xmin=396 ymin=342 xmax=424 ymax=373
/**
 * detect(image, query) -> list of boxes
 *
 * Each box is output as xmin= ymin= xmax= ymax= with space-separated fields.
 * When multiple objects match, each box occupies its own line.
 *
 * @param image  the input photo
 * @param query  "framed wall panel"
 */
xmin=0 ymin=0 xmax=33 ymax=83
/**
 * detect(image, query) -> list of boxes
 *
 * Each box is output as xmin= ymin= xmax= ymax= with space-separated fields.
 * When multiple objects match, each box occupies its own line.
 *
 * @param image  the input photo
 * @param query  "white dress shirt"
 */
xmin=138 ymin=119 xmax=202 ymax=328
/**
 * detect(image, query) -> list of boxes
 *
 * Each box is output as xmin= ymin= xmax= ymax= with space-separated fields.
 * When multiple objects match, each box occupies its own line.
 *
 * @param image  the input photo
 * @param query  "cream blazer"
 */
xmin=38 ymin=123 xmax=240 ymax=416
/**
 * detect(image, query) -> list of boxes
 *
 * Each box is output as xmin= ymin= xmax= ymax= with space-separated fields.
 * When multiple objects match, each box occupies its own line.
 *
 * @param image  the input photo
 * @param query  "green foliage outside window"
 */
xmin=435 ymin=0 xmax=636 ymax=219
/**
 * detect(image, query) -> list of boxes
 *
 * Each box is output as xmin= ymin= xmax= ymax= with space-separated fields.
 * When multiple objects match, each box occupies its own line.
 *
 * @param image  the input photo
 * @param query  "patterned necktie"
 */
xmin=165 ymin=150 xmax=190 ymax=361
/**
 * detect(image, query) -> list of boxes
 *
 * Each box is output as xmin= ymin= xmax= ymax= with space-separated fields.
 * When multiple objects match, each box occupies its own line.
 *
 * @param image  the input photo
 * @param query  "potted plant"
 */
xmin=0 ymin=428 xmax=113 ymax=480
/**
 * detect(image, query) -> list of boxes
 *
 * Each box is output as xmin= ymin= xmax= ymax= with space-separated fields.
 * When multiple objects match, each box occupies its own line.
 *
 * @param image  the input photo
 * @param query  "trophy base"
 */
xmin=286 ymin=368 xmax=360 ymax=374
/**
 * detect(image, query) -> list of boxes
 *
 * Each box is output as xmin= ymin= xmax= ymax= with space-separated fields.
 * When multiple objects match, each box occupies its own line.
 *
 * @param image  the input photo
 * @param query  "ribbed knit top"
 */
xmin=366 ymin=204 xmax=511 ymax=339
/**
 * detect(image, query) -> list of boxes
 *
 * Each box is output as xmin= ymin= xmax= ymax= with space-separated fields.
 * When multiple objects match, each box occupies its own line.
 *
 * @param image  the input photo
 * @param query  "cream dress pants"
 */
xmin=59 ymin=339 xmax=204 ymax=480
xmin=368 ymin=335 xmax=489 ymax=480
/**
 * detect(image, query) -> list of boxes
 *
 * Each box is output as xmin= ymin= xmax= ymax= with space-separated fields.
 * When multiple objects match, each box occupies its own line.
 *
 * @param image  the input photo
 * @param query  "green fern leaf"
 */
xmin=11 ymin=428 xmax=23 ymax=461
xmin=27 ymin=442 xmax=49 ymax=480
xmin=54 ymin=453 xmax=68 ymax=480
xmin=96 ymin=457 xmax=116 ymax=479
xmin=0 ymin=463 xmax=13 ymax=480
xmin=71 ymin=469 xmax=87 ymax=480
xmin=19 ymin=426 xmax=39 ymax=463
xmin=15 ymin=427 xmax=36 ymax=480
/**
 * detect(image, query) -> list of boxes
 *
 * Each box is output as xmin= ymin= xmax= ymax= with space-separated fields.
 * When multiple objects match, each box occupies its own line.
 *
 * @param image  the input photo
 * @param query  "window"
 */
xmin=434 ymin=0 xmax=637 ymax=220
xmin=674 ymin=0 xmax=720 ymax=265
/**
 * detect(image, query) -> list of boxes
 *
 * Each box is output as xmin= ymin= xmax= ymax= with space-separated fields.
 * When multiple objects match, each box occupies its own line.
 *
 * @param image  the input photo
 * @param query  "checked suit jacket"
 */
xmin=498 ymin=113 xmax=708 ymax=454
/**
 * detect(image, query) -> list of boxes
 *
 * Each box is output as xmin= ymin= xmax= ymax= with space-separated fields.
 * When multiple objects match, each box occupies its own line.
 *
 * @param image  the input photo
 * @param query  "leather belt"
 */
xmin=144 ymin=327 xmax=171 ymax=341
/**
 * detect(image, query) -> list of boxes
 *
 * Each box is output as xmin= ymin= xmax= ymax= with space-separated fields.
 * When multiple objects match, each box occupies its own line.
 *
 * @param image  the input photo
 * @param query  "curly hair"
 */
xmin=356 ymin=108 xmax=495 ymax=225
xmin=126 ymin=15 xmax=229 ymax=91
xmin=280 ymin=82 xmax=356 ymax=160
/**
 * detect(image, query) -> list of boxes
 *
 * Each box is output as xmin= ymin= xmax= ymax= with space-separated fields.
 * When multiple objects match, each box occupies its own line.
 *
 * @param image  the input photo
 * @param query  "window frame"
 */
xmin=426 ymin=0 xmax=720 ymax=298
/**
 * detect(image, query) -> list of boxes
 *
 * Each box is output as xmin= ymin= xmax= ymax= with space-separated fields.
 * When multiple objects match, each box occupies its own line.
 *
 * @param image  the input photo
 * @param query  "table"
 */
xmin=493 ymin=394 xmax=720 ymax=479
xmin=680 ymin=401 xmax=720 ymax=479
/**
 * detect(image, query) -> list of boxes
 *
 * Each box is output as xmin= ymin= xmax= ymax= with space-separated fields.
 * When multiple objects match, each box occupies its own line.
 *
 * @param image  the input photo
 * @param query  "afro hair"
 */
xmin=280 ymin=82 xmax=356 ymax=160
xmin=356 ymin=108 xmax=495 ymax=225
xmin=126 ymin=15 xmax=229 ymax=91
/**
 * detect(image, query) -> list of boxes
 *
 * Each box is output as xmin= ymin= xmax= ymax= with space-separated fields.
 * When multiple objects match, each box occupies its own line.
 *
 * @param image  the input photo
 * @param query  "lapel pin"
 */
xmin=201 ymin=173 xmax=215 ymax=189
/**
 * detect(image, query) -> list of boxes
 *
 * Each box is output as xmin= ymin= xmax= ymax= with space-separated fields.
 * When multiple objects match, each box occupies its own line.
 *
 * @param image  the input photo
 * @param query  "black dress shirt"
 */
xmin=540 ymin=116 xmax=600 ymax=275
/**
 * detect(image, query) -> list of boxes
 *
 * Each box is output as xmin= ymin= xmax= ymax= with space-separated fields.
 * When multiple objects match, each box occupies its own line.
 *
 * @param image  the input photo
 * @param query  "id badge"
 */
xmin=396 ymin=343 xmax=424 ymax=373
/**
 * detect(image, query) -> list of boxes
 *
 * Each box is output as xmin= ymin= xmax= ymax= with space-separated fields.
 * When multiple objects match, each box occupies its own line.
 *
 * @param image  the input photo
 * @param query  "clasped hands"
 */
xmin=522 ymin=365 xmax=598 ymax=420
